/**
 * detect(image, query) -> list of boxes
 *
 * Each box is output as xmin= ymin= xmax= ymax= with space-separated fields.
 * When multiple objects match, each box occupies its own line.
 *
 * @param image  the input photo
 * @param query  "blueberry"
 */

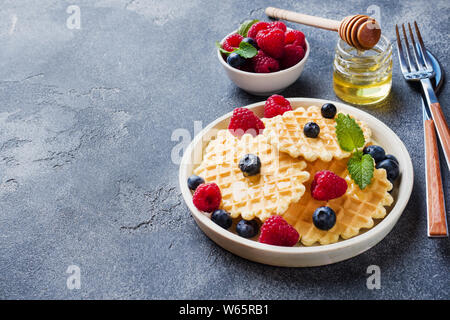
xmin=376 ymin=159 xmax=399 ymax=183
xmin=363 ymin=145 xmax=386 ymax=163
xmin=239 ymin=154 xmax=261 ymax=177
xmin=227 ymin=52 xmax=246 ymax=68
xmin=321 ymin=103 xmax=337 ymax=119
xmin=236 ymin=219 xmax=259 ymax=238
xmin=241 ymin=37 xmax=259 ymax=50
xmin=211 ymin=209 xmax=232 ymax=229
xmin=313 ymin=206 xmax=336 ymax=231
xmin=304 ymin=122 xmax=320 ymax=138
xmin=187 ymin=175 xmax=204 ymax=191
xmin=385 ymin=154 xmax=399 ymax=165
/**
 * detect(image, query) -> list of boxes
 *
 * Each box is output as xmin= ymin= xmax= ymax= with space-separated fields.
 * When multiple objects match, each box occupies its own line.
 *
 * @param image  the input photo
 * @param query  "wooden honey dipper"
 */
xmin=266 ymin=7 xmax=381 ymax=50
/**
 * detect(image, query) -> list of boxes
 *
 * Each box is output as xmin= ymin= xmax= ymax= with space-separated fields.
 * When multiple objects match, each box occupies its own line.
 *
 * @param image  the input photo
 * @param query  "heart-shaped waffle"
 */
xmin=282 ymin=158 xmax=393 ymax=246
xmin=262 ymin=106 xmax=372 ymax=161
xmin=194 ymin=130 xmax=310 ymax=221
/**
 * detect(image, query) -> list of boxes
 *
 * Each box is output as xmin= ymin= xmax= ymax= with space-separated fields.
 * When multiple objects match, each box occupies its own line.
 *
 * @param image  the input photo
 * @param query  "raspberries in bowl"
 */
xmin=217 ymin=20 xmax=309 ymax=95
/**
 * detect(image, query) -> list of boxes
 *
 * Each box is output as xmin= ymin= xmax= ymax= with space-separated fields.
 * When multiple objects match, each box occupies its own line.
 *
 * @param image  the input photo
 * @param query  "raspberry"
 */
xmin=228 ymin=107 xmax=265 ymax=137
xmin=264 ymin=94 xmax=292 ymax=118
xmin=247 ymin=21 xmax=270 ymax=39
xmin=268 ymin=21 xmax=287 ymax=32
xmin=285 ymin=30 xmax=306 ymax=48
xmin=251 ymin=50 xmax=280 ymax=73
xmin=311 ymin=170 xmax=348 ymax=201
xmin=280 ymin=44 xmax=305 ymax=69
xmin=222 ymin=33 xmax=243 ymax=52
xmin=259 ymin=215 xmax=299 ymax=246
xmin=193 ymin=183 xmax=221 ymax=213
xmin=256 ymin=28 xmax=285 ymax=59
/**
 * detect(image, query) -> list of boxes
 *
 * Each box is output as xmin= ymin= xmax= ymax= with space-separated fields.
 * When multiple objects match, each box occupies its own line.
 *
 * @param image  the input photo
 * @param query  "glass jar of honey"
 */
xmin=333 ymin=35 xmax=392 ymax=105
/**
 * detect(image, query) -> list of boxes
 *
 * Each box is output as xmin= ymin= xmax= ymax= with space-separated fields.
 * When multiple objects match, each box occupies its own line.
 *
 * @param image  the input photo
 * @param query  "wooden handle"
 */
xmin=429 ymin=102 xmax=450 ymax=170
xmin=265 ymin=7 xmax=341 ymax=31
xmin=424 ymin=119 xmax=448 ymax=237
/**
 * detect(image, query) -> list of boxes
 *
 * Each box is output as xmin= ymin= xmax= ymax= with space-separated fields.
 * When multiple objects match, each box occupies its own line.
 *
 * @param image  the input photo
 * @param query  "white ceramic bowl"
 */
xmin=179 ymin=98 xmax=413 ymax=267
xmin=217 ymin=29 xmax=310 ymax=96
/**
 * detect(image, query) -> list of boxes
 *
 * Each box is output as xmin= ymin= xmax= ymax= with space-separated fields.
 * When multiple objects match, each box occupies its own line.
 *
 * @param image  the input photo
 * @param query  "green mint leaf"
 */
xmin=215 ymin=41 xmax=232 ymax=55
xmin=233 ymin=41 xmax=257 ymax=58
xmin=237 ymin=19 xmax=259 ymax=37
xmin=347 ymin=151 xmax=374 ymax=190
xmin=335 ymin=113 xmax=366 ymax=152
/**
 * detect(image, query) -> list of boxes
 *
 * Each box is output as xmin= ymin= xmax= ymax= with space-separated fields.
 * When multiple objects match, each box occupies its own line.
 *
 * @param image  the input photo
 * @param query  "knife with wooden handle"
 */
xmin=420 ymin=50 xmax=448 ymax=237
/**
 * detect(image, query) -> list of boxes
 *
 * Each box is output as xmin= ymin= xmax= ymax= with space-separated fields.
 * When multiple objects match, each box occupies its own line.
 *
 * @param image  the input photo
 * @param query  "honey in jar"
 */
xmin=333 ymin=35 xmax=392 ymax=105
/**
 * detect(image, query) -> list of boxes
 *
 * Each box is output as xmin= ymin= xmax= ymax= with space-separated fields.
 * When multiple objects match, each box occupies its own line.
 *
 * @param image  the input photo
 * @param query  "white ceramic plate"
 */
xmin=179 ymin=98 xmax=413 ymax=267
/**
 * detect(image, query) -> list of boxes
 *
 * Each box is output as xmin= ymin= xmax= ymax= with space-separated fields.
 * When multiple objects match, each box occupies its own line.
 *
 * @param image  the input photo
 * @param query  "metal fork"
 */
xmin=395 ymin=22 xmax=450 ymax=171
xmin=396 ymin=22 xmax=448 ymax=237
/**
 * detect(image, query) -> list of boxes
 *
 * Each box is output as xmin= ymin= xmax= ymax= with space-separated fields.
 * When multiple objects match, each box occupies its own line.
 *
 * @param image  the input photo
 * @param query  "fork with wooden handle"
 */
xmin=396 ymin=22 xmax=448 ymax=237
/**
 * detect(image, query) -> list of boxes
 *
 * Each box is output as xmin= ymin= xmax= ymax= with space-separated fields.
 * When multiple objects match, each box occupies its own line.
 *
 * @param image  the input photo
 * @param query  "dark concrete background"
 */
xmin=0 ymin=0 xmax=448 ymax=299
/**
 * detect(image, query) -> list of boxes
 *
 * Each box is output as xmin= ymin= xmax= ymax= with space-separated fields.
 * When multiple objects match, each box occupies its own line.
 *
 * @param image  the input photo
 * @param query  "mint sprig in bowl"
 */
xmin=216 ymin=20 xmax=310 ymax=96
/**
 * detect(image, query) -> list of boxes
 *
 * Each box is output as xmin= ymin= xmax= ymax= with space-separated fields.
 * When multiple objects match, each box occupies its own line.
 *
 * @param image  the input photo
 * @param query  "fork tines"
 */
xmin=395 ymin=22 xmax=434 ymax=77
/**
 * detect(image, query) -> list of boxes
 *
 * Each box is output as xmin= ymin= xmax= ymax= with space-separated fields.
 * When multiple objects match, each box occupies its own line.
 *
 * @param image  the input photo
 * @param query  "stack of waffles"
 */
xmin=194 ymin=106 xmax=393 ymax=246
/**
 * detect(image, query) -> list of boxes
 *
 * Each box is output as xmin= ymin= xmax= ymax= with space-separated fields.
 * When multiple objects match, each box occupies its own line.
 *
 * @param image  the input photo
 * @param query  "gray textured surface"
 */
xmin=0 ymin=0 xmax=449 ymax=300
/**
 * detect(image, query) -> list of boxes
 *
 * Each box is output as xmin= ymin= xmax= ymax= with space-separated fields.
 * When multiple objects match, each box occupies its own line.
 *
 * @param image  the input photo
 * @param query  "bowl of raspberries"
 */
xmin=216 ymin=20 xmax=309 ymax=96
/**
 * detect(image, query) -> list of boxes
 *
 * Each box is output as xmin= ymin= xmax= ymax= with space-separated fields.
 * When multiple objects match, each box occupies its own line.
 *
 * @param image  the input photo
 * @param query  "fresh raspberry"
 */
xmin=268 ymin=21 xmax=287 ymax=32
xmin=251 ymin=50 xmax=280 ymax=73
xmin=280 ymin=44 xmax=305 ymax=69
xmin=259 ymin=215 xmax=299 ymax=246
xmin=264 ymin=95 xmax=292 ymax=118
xmin=247 ymin=21 xmax=270 ymax=39
xmin=311 ymin=170 xmax=348 ymax=201
xmin=193 ymin=183 xmax=221 ymax=213
xmin=228 ymin=107 xmax=265 ymax=137
xmin=222 ymin=33 xmax=243 ymax=52
xmin=285 ymin=30 xmax=306 ymax=48
xmin=256 ymin=28 xmax=285 ymax=59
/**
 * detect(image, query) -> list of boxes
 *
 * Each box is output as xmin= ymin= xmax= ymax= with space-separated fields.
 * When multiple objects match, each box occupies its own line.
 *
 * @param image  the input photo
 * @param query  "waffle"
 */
xmin=282 ymin=158 xmax=393 ymax=246
xmin=194 ymin=130 xmax=310 ymax=221
xmin=262 ymin=106 xmax=372 ymax=161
